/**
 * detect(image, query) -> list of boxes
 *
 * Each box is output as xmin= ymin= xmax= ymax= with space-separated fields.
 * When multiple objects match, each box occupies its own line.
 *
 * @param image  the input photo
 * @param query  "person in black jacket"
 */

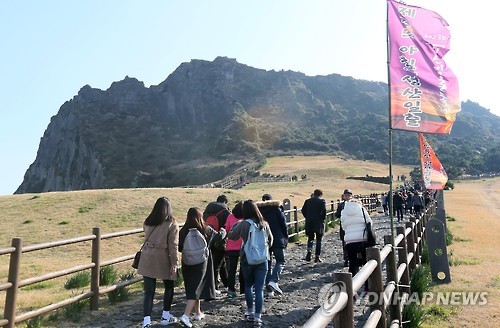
xmin=393 ymin=191 xmax=404 ymax=222
xmin=203 ymin=195 xmax=230 ymax=294
xmin=301 ymin=189 xmax=327 ymax=263
xmin=257 ymin=194 xmax=288 ymax=297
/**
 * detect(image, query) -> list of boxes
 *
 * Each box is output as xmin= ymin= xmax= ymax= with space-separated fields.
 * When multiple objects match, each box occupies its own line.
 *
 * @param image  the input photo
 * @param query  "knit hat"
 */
xmin=262 ymin=194 xmax=272 ymax=201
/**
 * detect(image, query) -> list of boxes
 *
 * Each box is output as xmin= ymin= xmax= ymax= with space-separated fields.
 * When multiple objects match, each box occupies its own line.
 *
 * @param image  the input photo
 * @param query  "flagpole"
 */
xmin=386 ymin=0 xmax=399 ymax=303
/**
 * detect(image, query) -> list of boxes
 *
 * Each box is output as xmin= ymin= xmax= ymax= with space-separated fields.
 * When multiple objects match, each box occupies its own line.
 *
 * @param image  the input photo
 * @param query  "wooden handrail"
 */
xmin=18 ymin=263 xmax=95 ymax=288
xmin=21 ymin=235 xmax=96 ymax=253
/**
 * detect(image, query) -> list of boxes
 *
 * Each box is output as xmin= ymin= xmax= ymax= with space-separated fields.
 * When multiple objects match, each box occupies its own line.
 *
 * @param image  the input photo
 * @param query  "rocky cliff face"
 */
xmin=18 ymin=111 xmax=105 ymax=193
xmin=15 ymin=57 xmax=500 ymax=194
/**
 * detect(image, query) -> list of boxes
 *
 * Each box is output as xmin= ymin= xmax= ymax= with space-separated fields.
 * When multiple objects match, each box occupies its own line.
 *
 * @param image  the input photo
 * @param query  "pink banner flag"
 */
xmin=419 ymin=133 xmax=448 ymax=190
xmin=388 ymin=0 xmax=460 ymax=134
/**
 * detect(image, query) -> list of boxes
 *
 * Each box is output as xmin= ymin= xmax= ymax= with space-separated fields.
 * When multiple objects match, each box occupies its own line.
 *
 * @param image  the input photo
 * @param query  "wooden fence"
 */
xmin=302 ymin=201 xmax=433 ymax=328
xmin=0 ymin=194 xmax=383 ymax=327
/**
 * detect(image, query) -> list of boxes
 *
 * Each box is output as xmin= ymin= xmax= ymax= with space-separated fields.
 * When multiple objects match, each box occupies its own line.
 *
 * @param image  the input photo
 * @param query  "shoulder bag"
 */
xmin=132 ymin=225 xmax=158 ymax=269
xmin=362 ymin=209 xmax=377 ymax=247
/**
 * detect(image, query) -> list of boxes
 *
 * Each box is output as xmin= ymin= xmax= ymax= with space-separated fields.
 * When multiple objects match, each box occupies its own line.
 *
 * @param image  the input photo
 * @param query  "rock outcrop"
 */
xmin=15 ymin=57 xmax=500 ymax=194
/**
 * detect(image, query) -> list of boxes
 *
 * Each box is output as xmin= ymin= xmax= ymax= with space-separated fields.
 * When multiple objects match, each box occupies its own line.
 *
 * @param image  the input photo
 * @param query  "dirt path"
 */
xmin=60 ymin=214 xmax=407 ymax=328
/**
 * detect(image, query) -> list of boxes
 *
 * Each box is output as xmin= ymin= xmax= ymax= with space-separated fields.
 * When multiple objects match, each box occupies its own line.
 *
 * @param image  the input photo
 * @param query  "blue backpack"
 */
xmin=243 ymin=219 xmax=268 ymax=265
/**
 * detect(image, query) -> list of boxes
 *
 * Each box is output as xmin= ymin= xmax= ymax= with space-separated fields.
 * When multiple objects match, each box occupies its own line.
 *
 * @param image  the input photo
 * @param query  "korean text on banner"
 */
xmin=419 ymin=133 xmax=448 ymax=190
xmin=388 ymin=0 xmax=460 ymax=134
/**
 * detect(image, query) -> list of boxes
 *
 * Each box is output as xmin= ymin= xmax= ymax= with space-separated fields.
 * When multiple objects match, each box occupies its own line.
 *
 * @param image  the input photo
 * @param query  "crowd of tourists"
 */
xmin=135 ymin=186 xmax=423 ymax=327
xmin=380 ymin=183 xmax=432 ymax=221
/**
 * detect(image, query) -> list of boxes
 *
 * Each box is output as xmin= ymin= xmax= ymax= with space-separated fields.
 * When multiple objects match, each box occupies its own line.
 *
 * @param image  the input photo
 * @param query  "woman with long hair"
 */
xmin=227 ymin=200 xmax=273 ymax=327
xmin=137 ymin=197 xmax=179 ymax=328
xmin=178 ymin=207 xmax=226 ymax=328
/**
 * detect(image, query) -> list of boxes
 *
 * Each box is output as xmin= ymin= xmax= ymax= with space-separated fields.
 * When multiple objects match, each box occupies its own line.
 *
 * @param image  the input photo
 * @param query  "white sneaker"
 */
xmin=179 ymin=314 xmax=192 ymax=328
xmin=215 ymin=289 xmax=222 ymax=296
xmin=194 ymin=312 xmax=205 ymax=321
xmin=160 ymin=314 xmax=178 ymax=326
xmin=268 ymin=281 xmax=283 ymax=295
xmin=267 ymin=291 xmax=275 ymax=298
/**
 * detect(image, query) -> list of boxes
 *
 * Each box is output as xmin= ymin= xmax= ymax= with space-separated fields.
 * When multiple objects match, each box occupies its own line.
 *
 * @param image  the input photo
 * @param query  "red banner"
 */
xmin=388 ymin=0 xmax=460 ymax=134
xmin=419 ymin=133 xmax=448 ymax=190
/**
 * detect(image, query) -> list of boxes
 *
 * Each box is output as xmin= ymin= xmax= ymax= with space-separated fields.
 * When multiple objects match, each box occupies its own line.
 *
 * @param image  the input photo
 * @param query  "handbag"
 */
xmin=132 ymin=226 xmax=158 ymax=269
xmin=362 ymin=208 xmax=377 ymax=247
xmin=131 ymin=251 xmax=142 ymax=269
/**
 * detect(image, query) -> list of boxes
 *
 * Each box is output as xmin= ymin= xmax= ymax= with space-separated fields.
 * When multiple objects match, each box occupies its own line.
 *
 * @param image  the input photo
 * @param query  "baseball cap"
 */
xmin=343 ymin=189 xmax=353 ymax=195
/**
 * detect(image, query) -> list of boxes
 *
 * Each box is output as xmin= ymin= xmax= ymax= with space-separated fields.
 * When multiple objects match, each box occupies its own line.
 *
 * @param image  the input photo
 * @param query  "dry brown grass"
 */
xmin=422 ymin=177 xmax=500 ymax=327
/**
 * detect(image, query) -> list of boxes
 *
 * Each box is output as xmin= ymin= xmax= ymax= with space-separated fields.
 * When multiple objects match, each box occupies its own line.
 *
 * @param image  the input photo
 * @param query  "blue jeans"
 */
xmin=266 ymin=247 xmax=285 ymax=284
xmin=241 ymin=260 xmax=268 ymax=315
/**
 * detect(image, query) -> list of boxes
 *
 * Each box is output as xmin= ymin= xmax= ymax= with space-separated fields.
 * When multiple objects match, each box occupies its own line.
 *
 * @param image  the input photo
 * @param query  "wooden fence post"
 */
xmin=410 ymin=216 xmax=420 ymax=266
xmin=330 ymin=201 xmax=335 ymax=227
xmin=283 ymin=198 xmax=291 ymax=223
xmin=293 ymin=206 xmax=299 ymax=236
xmin=90 ymin=227 xmax=101 ymax=310
xmin=4 ymin=238 xmax=21 ymax=328
xmin=366 ymin=247 xmax=386 ymax=328
xmin=396 ymin=226 xmax=411 ymax=295
xmin=333 ymin=272 xmax=354 ymax=328
xmin=405 ymin=222 xmax=416 ymax=273
xmin=384 ymin=235 xmax=401 ymax=325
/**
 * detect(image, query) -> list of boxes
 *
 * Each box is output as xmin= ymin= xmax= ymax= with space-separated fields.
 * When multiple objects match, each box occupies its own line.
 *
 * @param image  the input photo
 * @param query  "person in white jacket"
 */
xmin=340 ymin=199 xmax=373 ymax=276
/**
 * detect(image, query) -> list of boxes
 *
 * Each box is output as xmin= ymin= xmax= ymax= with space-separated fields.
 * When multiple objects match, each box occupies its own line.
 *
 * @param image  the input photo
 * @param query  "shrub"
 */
xmin=402 ymin=302 xmax=426 ymax=328
xmin=289 ymin=234 xmax=300 ymax=243
xmin=108 ymin=272 xmax=135 ymax=303
xmin=445 ymin=228 xmax=453 ymax=246
xmin=22 ymin=281 xmax=52 ymax=291
xmin=421 ymin=244 xmax=429 ymax=265
xmin=64 ymin=272 xmax=90 ymax=289
xmin=444 ymin=181 xmax=454 ymax=190
xmin=78 ymin=203 xmax=97 ymax=213
xmin=108 ymin=285 xmax=129 ymax=303
xmin=64 ymin=298 xmax=88 ymax=322
xmin=175 ymin=267 xmax=184 ymax=287
xmin=26 ymin=316 xmax=44 ymax=328
xmin=425 ymin=304 xmax=453 ymax=319
xmin=410 ymin=265 xmax=431 ymax=300
xmin=100 ymin=266 xmax=118 ymax=286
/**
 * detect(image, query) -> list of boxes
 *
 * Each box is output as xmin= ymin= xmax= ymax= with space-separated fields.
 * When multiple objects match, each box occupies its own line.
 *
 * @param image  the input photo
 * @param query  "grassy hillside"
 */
xmin=1 ymin=156 xmax=411 ymax=247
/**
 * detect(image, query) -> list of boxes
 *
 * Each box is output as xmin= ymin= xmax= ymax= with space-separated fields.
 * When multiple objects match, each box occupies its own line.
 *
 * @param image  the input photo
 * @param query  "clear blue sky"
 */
xmin=0 ymin=0 xmax=498 ymax=196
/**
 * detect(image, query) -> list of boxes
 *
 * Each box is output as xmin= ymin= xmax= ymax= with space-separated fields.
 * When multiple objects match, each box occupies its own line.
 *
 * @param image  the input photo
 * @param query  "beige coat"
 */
xmin=137 ymin=218 xmax=179 ymax=280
